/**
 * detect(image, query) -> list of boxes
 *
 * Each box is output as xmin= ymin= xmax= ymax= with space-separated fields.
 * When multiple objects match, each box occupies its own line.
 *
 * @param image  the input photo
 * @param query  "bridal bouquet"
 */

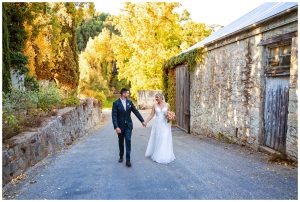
xmin=165 ymin=111 xmax=176 ymax=123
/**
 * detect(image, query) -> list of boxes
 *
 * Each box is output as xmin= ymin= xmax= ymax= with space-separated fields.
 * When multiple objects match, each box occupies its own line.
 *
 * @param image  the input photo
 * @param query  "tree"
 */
xmin=106 ymin=2 xmax=212 ymax=98
xmin=78 ymin=28 xmax=115 ymax=99
xmin=4 ymin=3 xmax=30 ymax=76
xmin=2 ymin=5 xmax=12 ymax=93
xmin=179 ymin=10 xmax=212 ymax=51
xmin=22 ymin=2 xmax=81 ymax=90
xmin=76 ymin=12 xmax=111 ymax=52
xmin=109 ymin=2 xmax=183 ymax=98
xmin=23 ymin=3 xmax=53 ymax=79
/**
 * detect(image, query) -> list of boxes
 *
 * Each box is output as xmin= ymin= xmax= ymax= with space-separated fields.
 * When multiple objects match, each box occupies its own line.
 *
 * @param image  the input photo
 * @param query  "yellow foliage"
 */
xmin=108 ymin=2 xmax=183 ymax=98
xmin=23 ymin=2 xmax=81 ymax=89
xmin=23 ymin=36 xmax=36 ymax=77
xmin=78 ymin=28 xmax=114 ymax=100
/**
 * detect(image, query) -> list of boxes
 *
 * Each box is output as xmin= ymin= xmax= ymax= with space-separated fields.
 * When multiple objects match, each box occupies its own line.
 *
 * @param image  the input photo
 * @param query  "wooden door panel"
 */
xmin=176 ymin=65 xmax=190 ymax=133
xmin=264 ymin=77 xmax=289 ymax=152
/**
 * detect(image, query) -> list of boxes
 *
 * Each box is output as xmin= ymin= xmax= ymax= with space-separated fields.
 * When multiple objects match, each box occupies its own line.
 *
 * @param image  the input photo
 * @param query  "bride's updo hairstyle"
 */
xmin=155 ymin=92 xmax=165 ymax=101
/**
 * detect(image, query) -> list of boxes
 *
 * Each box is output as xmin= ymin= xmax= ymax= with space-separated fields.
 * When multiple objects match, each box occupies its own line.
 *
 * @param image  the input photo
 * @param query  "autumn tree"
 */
xmin=54 ymin=2 xmax=79 ymax=90
xmin=23 ymin=3 xmax=53 ymax=79
xmin=78 ymin=28 xmax=115 ymax=101
xmin=106 ymin=2 xmax=211 ymax=98
xmin=22 ymin=2 xmax=89 ymax=90
xmin=179 ymin=9 xmax=212 ymax=51
xmin=14 ymin=2 xmax=211 ymax=101
xmin=108 ymin=2 xmax=184 ymax=98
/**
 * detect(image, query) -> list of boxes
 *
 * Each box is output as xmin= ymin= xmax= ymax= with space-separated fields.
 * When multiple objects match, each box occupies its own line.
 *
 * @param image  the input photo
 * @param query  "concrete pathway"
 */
xmin=2 ymin=110 xmax=298 ymax=199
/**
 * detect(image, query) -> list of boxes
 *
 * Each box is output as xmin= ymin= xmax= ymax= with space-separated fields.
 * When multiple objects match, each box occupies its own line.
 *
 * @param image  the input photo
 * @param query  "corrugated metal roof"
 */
xmin=181 ymin=2 xmax=298 ymax=54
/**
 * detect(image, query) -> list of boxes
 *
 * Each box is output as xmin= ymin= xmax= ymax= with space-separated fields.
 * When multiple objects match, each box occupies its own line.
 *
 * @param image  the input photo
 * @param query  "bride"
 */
xmin=144 ymin=92 xmax=175 ymax=164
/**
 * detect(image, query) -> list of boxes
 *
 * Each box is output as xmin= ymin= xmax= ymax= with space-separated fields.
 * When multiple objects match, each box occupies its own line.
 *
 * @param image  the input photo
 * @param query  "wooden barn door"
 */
xmin=264 ymin=77 xmax=289 ymax=152
xmin=176 ymin=65 xmax=190 ymax=133
xmin=263 ymin=43 xmax=291 ymax=152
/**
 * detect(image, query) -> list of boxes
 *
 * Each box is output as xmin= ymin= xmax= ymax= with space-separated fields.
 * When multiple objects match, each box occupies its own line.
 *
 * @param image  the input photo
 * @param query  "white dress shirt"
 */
xmin=120 ymin=98 xmax=126 ymax=111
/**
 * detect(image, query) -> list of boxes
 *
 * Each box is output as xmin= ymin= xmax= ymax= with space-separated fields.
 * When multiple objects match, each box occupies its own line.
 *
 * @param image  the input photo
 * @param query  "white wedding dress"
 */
xmin=145 ymin=104 xmax=175 ymax=164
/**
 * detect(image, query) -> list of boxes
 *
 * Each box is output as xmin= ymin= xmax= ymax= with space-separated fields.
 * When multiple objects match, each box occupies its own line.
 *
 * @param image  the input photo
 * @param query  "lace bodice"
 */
xmin=154 ymin=104 xmax=168 ymax=120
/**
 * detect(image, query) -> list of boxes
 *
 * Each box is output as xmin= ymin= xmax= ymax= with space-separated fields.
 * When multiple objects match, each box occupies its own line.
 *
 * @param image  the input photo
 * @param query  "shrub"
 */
xmin=2 ymin=82 xmax=62 ymax=141
xmin=2 ymin=114 xmax=20 ymax=140
xmin=2 ymin=81 xmax=92 ymax=141
xmin=37 ymin=83 xmax=61 ymax=112
xmin=95 ymin=91 xmax=106 ymax=103
xmin=3 ymin=91 xmax=27 ymax=140
xmin=3 ymin=89 xmax=38 ymax=112
xmin=81 ymin=89 xmax=106 ymax=103
xmin=24 ymin=74 xmax=39 ymax=91
xmin=61 ymin=96 xmax=80 ymax=107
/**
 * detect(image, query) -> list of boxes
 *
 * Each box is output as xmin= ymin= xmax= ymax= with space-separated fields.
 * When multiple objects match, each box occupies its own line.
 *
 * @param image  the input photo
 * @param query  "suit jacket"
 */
xmin=112 ymin=98 xmax=144 ymax=130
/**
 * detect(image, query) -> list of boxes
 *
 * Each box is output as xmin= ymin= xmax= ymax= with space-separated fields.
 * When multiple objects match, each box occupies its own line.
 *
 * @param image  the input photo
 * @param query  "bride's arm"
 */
xmin=144 ymin=104 xmax=155 ymax=124
xmin=166 ymin=103 xmax=170 ymax=112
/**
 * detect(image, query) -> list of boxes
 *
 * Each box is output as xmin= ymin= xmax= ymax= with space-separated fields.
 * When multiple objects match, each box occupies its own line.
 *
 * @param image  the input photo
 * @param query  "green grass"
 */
xmin=102 ymin=96 xmax=118 ymax=109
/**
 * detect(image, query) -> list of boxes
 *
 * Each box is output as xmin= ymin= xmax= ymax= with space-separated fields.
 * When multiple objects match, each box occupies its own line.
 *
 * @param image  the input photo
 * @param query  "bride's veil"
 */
xmin=155 ymin=92 xmax=165 ymax=102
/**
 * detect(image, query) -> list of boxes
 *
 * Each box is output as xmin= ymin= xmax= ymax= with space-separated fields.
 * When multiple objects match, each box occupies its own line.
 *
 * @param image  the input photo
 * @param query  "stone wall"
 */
xmin=2 ymin=98 xmax=102 ymax=185
xmin=137 ymin=90 xmax=162 ymax=109
xmin=190 ymin=11 xmax=298 ymax=160
xmin=286 ymin=36 xmax=298 ymax=160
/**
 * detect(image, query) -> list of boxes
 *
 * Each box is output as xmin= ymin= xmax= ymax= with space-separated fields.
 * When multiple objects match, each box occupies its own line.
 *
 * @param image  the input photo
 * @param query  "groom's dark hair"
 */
xmin=120 ymin=88 xmax=129 ymax=95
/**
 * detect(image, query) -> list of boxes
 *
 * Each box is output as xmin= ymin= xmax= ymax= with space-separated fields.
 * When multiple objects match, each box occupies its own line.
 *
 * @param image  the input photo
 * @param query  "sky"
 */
xmin=94 ymin=0 xmax=272 ymax=26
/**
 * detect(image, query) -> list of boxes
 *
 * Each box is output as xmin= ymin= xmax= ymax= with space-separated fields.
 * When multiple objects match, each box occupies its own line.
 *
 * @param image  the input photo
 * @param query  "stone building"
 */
xmin=10 ymin=69 xmax=25 ymax=91
xmin=174 ymin=3 xmax=298 ymax=160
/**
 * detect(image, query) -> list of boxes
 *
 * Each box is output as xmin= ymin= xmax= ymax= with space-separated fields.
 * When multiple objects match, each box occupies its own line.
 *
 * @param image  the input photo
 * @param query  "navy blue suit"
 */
xmin=112 ymin=98 xmax=144 ymax=160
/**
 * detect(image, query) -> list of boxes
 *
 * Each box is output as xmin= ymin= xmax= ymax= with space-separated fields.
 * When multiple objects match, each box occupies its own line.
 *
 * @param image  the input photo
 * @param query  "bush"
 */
xmin=81 ymin=89 xmax=106 ymax=103
xmin=3 ymin=89 xmax=39 ymax=112
xmin=61 ymin=96 xmax=80 ymax=107
xmin=24 ymin=74 xmax=39 ymax=91
xmin=2 ymin=91 xmax=31 ymax=140
xmin=2 ymin=81 xmax=87 ymax=141
xmin=95 ymin=91 xmax=106 ymax=103
xmin=37 ymin=83 xmax=61 ymax=112
xmin=2 ymin=82 xmax=62 ymax=141
xmin=2 ymin=114 xmax=20 ymax=140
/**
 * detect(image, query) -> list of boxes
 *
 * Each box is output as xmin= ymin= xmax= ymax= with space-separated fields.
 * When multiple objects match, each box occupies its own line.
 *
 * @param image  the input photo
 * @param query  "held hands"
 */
xmin=142 ymin=122 xmax=147 ymax=127
xmin=115 ymin=127 xmax=122 ymax=134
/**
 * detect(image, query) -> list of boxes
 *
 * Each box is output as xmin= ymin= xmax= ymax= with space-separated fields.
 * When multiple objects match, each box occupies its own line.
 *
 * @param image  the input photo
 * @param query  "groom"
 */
xmin=112 ymin=88 xmax=146 ymax=167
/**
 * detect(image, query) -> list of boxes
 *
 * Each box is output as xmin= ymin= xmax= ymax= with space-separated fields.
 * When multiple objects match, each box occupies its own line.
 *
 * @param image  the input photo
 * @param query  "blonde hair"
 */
xmin=155 ymin=92 xmax=165 ymax=101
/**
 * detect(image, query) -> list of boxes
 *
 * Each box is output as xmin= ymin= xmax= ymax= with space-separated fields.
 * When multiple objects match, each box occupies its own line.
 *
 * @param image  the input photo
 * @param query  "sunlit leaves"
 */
xmin=22 ymin=2 xmax=80 ymax=89
xmin=105 ymin=2 xmax=212 ymax=98
xmin=78 ymin=28 xmax=114 ymax=99
xmin=109 ymin=2 xmax=182 ymax=98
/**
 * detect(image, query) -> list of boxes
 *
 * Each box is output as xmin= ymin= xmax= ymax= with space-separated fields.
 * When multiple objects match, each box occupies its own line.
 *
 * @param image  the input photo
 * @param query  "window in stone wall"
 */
xmin=265 ymin=43 xmax=291 ymax=76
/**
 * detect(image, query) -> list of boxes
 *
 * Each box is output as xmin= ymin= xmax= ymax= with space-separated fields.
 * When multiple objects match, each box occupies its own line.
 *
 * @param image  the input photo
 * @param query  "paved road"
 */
xmin=3 ymin=110 xmax=297 ymax=199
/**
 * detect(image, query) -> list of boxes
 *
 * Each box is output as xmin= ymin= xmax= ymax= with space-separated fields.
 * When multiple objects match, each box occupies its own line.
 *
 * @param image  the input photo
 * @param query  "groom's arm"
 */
xmin=130 ymin=101 xmax=145 ymax=123
xmin=112 ymin=101 xmax=119 ymax=129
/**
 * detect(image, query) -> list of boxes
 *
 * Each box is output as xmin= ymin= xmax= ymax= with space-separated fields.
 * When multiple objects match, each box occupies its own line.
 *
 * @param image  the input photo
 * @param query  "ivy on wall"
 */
xmin=163 ymin=47 xmax=206 ymax=112
xmin=163 ymin=47 xmax=206 ymax=71
xmin=166 ymin=69 xmax=176 ymax=111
